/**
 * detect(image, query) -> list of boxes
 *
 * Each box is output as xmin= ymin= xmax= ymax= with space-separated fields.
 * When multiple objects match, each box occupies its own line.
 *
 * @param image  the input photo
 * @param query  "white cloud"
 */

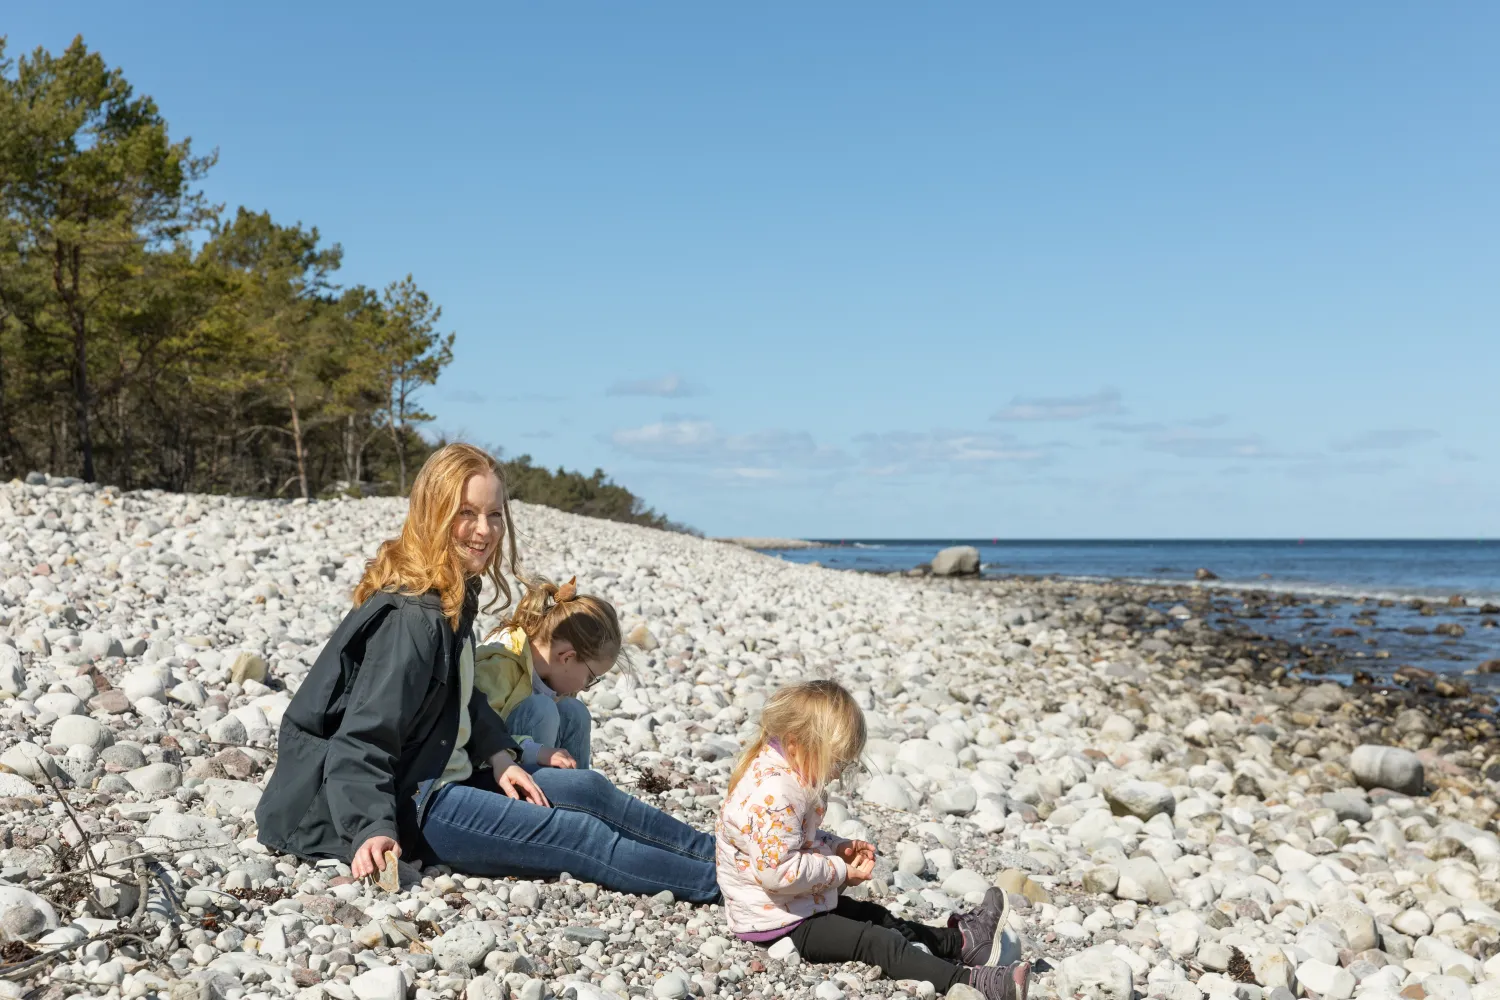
xmin=607 ymin=374 xmax=696 ymax=398
xmin=610 ymin=420 xmax=720 ymax=459
xmin=1143 ymin=429 xmax=1276 ymax=459
xmin=993 ymin=387 xmax=1122 ymax=422
xmin=609 ymin=420 xmax=848 ymax=469
xmin=856 ymin=430 xmax=1048 ymax=469
xmin=1332 ymin=428 xmax=1439 ymax=452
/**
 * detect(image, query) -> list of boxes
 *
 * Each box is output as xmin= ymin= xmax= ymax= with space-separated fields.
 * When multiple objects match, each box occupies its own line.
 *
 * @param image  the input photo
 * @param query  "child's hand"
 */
xmin=836 ymin=840 xmax=876 ymax=865
xmin=844 ymin=853 xmax=875 ymax=886
xmin=538 ymin=747 xmax=577 ymax=769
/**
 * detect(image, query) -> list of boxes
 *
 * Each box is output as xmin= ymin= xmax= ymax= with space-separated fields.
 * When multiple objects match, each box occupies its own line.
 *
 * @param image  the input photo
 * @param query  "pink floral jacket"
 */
xmin=715 ymin=743 xmax=850 ymax=934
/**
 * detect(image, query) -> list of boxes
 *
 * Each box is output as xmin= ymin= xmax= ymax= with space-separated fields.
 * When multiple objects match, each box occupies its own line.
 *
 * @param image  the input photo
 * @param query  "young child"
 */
xmin=472 ymin=576 xmax=621 ymax=771
xmin=716 ymin=680 xmax=1031 ymax=999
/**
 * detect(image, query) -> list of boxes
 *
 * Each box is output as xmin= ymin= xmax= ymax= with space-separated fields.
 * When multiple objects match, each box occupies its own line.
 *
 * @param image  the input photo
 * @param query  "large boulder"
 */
xmin=1350 ymin=745 xmax=1424 ymax=795
xmin=930 ymin=546 xmax=981 ymax=577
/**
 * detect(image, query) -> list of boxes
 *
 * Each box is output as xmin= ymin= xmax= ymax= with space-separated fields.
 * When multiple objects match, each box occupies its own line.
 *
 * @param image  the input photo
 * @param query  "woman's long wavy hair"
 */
xmin=352 ymin=443 xmax=521 ymax=629
xmin=728 ymin=680 xmax=866 ymax=796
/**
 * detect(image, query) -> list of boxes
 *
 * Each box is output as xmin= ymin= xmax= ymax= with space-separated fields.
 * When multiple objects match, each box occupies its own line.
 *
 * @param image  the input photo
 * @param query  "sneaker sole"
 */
xmin=984 ymin=888 xmax=1012 ymax=967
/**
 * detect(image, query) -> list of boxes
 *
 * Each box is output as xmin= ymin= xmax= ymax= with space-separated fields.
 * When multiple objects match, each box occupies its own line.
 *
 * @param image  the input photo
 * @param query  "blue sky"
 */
xmin=9 ymin=4 xmax=1498 ymax=538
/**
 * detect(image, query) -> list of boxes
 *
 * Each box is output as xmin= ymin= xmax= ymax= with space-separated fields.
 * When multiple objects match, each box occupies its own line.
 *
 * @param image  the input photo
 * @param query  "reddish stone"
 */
xmin=89 ymin=690 xmax=130 ymax=715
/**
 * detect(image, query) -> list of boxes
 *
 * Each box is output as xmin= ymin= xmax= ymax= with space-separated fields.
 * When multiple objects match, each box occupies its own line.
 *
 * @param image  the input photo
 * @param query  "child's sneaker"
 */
xmin=950 ymin=887 xmax=1011 ymax=966
xmin=963 ymin=961 xmax=1031 ymax=1000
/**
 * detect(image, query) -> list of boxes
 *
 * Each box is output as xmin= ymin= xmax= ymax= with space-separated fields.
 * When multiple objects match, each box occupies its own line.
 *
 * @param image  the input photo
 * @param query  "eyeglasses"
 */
xmin=584 ymin=661 xmax=604 ymax=691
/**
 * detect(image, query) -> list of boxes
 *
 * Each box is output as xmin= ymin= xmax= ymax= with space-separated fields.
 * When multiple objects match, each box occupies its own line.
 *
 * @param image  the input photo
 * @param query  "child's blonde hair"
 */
xmin=729 ymin=680 xmax=866 ymax=795
xmin=353 ymin=443 xmax=520 ymax=629
xmin=495 ymin=576 xmax=622 ymax=666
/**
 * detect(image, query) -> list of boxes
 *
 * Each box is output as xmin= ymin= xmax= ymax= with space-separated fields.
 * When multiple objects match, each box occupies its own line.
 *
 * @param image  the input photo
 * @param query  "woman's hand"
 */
xmin=496 ymin=763 xmax=551 ymax=807
xmin=836 ymin=840 xmax=876 ymax=865
xmin=352 ymin=836 xmax=400 ymax=880
xmin=538 ymin=747 xmax=577 ymax=769
xmin=844 ymin=853 xmax=875 ymax=886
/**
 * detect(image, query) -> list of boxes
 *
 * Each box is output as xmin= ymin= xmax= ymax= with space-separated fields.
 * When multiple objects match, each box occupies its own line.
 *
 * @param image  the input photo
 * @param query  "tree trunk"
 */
xmin=388 ymin=414 xmax=406 ymax=495
xmin=56 ymin=243 xmax=95 ymax=481
xmin=287 ymin=384 xmax=309 ymax=499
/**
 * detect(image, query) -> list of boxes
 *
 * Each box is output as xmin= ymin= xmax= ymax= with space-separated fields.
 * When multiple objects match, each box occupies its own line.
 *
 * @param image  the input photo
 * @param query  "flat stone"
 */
xmin=1116 ymin=857 xmax=1173 ymax=903
xmin=348 ymin=967 xmax=406 ymax=1000
xmin=126 ymin=762 xmax=182 ymax=795
xmin=431 ymin=923 xmax=496 ymax=968
xmin=1054 ymin=946 xmax=1134 ymax=999
xmin=1106 ymin=779 xmax=1175 ymax=819
xmin=652 ymin=971 xmax=690 ymax=999
xmin=860 ymin=775 xmax=917 ymax=811
xmin=932 ymin=785 xmax=977 ymax=815
xmin=0 ymin=773 xmax=37 ymax=796
xmin=1295 ymin=959 xmax=1355 ymax=1000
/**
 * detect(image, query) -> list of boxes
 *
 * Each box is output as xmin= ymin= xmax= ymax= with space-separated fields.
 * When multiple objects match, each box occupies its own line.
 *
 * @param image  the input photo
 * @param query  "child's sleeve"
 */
xmin=812 ymin=829 xmax=850 ymax=856
xmin=743 ymin=778 xmax=849 ymax=895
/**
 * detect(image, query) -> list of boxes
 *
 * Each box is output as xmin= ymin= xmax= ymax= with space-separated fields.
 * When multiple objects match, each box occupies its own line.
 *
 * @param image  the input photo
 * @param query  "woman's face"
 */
xmin=452 ymin=472 xmax=505 ymax=575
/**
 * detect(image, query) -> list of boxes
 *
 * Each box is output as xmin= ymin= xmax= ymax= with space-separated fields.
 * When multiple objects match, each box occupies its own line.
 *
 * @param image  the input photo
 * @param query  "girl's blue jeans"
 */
xmin=506 ymin=693 xmax=592 ymax=769
xmin=419 ymin=767 xmax=719 ymax=902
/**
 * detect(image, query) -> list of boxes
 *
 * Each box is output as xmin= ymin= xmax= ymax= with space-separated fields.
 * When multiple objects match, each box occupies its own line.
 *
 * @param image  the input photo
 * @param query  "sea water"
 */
xmin=758 ymin=539 xmax=1500 ymax=686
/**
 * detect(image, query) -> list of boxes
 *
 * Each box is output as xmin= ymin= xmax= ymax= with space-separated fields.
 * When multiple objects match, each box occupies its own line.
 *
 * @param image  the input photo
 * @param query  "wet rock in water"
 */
xmin=931 ymin=545 xmax=981 ymax=577
xmin=1195 ymin=567 xmax=1218 ymax=580
xmin=1351 ymin=744 xmax=1425 ymax=795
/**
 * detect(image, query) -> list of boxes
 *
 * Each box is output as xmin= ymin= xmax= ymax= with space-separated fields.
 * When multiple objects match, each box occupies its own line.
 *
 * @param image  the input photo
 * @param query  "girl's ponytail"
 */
xmin=495 ymin=576 xmax=622 ymax=665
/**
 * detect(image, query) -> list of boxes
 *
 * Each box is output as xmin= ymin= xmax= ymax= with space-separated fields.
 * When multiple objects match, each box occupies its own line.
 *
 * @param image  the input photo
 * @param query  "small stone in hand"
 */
xmin=376 ymin=850 xmax=400 ymax=893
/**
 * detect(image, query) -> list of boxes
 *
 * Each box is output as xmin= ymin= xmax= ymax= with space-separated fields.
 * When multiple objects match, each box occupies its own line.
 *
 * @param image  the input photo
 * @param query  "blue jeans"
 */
xmin=506 ymin=694 xmax=592 ymax=769
xmin=419 ymin=767 xmax=719 ymax=902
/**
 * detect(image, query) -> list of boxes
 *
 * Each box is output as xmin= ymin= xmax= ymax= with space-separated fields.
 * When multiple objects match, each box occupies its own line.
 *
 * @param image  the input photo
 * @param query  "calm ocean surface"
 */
xmin=756 ymin=540 xmax=1500 ymax=685
xmin=758 ymin=539 xmax=1500 ymax=602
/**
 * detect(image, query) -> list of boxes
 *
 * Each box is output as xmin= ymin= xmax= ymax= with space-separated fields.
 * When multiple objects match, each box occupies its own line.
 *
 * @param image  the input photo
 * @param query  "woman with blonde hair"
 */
xmin=716 ymin=680 xmax=1031 ymax=998
xmin=257 ymin=443 xmax=718 ymax=901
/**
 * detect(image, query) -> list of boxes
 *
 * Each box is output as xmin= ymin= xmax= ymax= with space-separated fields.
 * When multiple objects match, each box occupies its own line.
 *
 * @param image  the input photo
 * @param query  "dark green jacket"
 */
xmin=255 ymin=582 xmax=519 ymax=862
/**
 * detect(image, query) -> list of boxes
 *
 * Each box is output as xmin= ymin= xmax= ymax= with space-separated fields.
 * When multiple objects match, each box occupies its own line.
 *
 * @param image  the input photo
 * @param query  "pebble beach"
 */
xmin=2 ymin=477 xmax=1499 ymax=1000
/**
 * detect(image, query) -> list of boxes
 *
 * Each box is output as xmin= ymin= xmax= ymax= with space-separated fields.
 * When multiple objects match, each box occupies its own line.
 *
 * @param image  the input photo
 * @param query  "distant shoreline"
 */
xmin=715 ymin=537 xmax=826 ymax=550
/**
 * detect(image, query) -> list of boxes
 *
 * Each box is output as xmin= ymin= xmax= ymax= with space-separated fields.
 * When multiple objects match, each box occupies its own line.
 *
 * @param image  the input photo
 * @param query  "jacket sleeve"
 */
xmin=323 ymin=604 xmax=438 ymax=852
xmin=812 ymin=829 xmax=850 ymax=856
xmin=745 ymin=775 xmax=849 ymax=896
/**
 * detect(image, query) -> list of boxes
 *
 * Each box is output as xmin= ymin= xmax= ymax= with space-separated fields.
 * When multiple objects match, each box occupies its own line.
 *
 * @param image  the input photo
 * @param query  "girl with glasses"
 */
xmin=474 ymin=576 xmax=620 ymax=771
